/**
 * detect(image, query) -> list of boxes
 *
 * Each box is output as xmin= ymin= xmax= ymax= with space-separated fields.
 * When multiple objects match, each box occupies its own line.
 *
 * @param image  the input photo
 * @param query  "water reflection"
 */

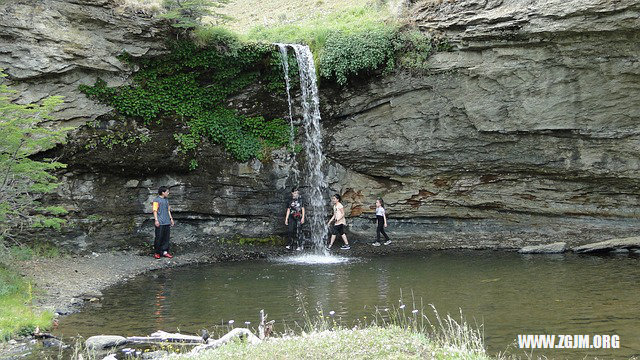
xmin=54 ymin=251 xmax=640 ymax=358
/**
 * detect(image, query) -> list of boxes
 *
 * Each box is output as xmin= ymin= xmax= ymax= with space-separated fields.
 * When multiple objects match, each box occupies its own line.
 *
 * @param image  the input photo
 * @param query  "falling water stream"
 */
xmin=277 ymin=44 xmax=329 ymax=255
xmin=276 ymin=43 xmax=300 ymax=185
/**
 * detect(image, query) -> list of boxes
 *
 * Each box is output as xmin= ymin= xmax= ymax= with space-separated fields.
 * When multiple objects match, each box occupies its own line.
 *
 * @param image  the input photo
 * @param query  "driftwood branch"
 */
xmin=190 ymin=328 xmax=261 ymax=354
xmin=90 ymin=311 xmax=272 ymax=355
xmin=127 ymin=330 xmax=204 ymax=344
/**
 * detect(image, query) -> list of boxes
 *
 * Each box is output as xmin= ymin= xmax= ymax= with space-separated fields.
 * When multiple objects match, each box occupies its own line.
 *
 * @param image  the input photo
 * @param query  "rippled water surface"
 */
xmin=54 ymin=251 xmax=640 ymax=358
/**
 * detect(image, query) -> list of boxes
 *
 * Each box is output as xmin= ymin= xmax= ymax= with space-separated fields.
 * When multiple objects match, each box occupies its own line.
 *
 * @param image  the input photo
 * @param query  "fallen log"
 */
xmin=127 ymin=330 xmax=204 ymax=344
xmin=190 ymin=328 xmax=261 ymax=354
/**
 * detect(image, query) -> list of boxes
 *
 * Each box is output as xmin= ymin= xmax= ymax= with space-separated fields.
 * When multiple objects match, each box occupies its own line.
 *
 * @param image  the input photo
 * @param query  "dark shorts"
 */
xmin=332 ymin=224 xmax=345 ymax=236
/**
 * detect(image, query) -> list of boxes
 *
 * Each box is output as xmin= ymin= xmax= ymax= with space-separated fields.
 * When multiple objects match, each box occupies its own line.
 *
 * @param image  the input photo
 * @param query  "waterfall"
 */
xmin=276 ymin=44 xmax=300 ymax=185
xmin=277 ymin=44 xmax=328 ymax=252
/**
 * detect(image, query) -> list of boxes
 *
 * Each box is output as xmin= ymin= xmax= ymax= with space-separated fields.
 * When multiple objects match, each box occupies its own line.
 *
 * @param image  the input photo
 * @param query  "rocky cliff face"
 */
xmin=320 ymin=0 xmax=640 ymax=247
xmin=0 ymin=0 xmax=167 ymax=127
xmin=2 ymin=0 xmax=638 ymax=252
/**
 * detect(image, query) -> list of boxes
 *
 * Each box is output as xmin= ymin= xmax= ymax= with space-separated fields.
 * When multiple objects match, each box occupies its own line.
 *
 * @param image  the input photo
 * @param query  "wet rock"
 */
xmin=142 ymin=350 xmax=169 ymax=359
xmin=80 ymin=290 xmax=103 ymax=300
xmin=612 ymin=248 xmax=630 ymax=254
xmin=85 ymin=335 xmax=128 ymax=350
xmin=42 ymin=338 xmax=67 ymax=348
xmin=573 ymin=237 xmax=640 ymax=253
xmin=519 ymin=242 xmax=567 ymax=254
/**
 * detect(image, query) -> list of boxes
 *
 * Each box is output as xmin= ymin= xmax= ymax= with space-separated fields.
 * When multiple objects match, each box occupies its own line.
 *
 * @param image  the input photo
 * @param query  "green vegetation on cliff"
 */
xmin=80 ymin=1 xmax=444 ymax=162
xmin=246 ymin=5 xmax=442 ymax=85
xmin=80 ymin=33 xmax=291 ymax=163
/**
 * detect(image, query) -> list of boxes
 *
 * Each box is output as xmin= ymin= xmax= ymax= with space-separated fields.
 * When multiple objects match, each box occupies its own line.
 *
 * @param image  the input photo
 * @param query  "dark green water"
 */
xmin=54 ymin=251 xmax=640 ymax=358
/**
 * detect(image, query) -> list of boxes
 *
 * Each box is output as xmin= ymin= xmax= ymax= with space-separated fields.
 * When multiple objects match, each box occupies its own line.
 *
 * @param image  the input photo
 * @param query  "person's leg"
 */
xmin=161 ymin=225 xmax=171 ymax=254
xmin=341 ymin=233 xmax=349 ymax=245
xmin=154 ymin=226 xmax=162 ymax=255
xmin=287 ymin=219 xmax=295 ymax=248
xmin=294 ymin=220 xmax=302 ymax=249
xmin=380 ymin=228 xmax=389 ymax=241
xmin=328 ymin=234 xmax=336 ymax=248
xmin=379 ymin=220 xmax=389 ymax=241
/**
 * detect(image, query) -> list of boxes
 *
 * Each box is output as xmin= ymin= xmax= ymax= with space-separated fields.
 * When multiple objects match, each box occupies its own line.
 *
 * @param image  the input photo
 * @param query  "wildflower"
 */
xmin=399 ymin=304 xmax=406 ymax=309
xmin=245 ymin=321 xmax=251 ymax=326
xmin=229 ymin=320 xmax=235 ymax=325
xmin=384 ymin=308 xmax=389 ymax=312
xmin=329 ymin=311 xmax=335 ymax=316
xmin=412 ymin=309 xmax=419 ymax=314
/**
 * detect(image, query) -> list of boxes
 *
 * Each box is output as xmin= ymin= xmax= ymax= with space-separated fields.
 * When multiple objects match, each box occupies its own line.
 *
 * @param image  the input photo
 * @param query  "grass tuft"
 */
xmin=0 ymin=266 xmax=53 ymax=341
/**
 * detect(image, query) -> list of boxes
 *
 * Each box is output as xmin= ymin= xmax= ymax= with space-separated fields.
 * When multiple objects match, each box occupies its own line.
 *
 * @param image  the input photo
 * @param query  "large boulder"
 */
xmin=85 ymin=335 xmax=128 ymax=350
xmin=519 ymin=242 xmax=567 ymax=254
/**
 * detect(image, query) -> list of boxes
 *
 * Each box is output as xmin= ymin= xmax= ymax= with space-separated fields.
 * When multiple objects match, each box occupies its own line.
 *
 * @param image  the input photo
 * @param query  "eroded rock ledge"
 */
xmin=2 ymin=0 xmax=638 ymax=251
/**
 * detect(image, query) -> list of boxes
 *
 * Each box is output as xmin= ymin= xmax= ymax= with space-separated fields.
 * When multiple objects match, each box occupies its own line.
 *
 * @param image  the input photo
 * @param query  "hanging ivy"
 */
xmin=80 ymin=36 xmax=291 ymax=163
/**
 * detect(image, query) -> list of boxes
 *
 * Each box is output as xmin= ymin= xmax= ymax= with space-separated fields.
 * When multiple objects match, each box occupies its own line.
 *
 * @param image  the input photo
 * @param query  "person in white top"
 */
xmin=326 ymin=194 xmax=350 ymax=250
xmin=372 ymin=198 xmax=391 ymax=246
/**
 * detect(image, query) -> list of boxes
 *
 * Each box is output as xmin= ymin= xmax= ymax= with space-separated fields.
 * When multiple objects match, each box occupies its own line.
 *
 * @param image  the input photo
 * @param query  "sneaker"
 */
xmin=285 ymin=245 xmax=291 ymax=250
xmin=372 ymin=242 xmax=381 ymax=247
xmin=340 ymin=245 xmax=351 ymax=250
xmin=325 ymin=246 xmax=331 ymax=251
xmin=383 ymin=240 xmax=392 ymax=246
xmin=162 ymin=252 xmax=173 ymax=258
xmin=153 ymin=254 xmax=161 ymax=259
xmin=296 ymin=247 xmax=302 ymax=251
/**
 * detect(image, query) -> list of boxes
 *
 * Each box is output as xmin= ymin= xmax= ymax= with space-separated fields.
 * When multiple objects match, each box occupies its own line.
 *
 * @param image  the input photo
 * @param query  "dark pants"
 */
xmin=376 ymin=216 xmax=389 ymax=242
xmin=154 ymin=224 xmax=171 ymax=254
xmin=287 ymin=217 xmax=302 ymax=248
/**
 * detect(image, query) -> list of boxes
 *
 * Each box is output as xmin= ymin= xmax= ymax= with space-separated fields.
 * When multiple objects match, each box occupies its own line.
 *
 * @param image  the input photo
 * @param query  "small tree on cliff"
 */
xmin=0 ymin=70 xmax=68 ymax=254
xmin=161 ymin=0 xmax=233 ymax=29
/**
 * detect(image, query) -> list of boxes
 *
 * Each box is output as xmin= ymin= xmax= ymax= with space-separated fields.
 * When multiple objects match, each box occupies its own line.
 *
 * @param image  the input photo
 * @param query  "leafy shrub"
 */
xmin=320 ymin=27 xmax=396 ymax=85
xmin=160 ymin=0 xmax=232 ymax=29
xmin=80 ymin=39 xmax=290 ymax=163
xmin=246 ymin=6 xmax=442 ymax=85
xmin=0 ymin=71 xmax=68 ymax=246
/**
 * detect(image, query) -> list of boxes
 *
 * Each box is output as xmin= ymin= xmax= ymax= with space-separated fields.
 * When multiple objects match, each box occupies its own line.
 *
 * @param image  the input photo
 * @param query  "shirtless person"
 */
xmin=326 ymin=194 xmax=350 ymax=250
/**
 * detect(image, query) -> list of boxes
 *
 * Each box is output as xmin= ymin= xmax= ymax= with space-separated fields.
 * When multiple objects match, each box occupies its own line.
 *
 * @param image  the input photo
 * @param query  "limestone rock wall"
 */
xmin=320 ymin=0 xmax=640 ymax=247
xmin=0 ymin=0 xmax=168 ymax=127
xmin=3 ymin=0 xmax=639 ymax=251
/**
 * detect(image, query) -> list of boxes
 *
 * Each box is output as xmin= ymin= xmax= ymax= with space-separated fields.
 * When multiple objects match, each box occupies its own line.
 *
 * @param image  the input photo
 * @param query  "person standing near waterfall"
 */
xmin=372 ymin=198 xmax=391 ymax=246
xmin=152 ymin=186 xmax=174 ymax=259
xmin=285 ymin=188 xmax=305 ymax=251
xmin=327 ymin=194 xmax=351 ymax=250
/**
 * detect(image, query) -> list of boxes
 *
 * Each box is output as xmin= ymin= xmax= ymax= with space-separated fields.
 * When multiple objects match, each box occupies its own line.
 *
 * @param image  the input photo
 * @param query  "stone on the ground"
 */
xmin=85 ymin=335 xmax=128 ymax=350
xmin=142 ymin=350 xmax=169 ymax=359
xmin=518 ymin=242 xmax=566 ymax=254
xmin=573 ymin=237 xmax=640 ymax=253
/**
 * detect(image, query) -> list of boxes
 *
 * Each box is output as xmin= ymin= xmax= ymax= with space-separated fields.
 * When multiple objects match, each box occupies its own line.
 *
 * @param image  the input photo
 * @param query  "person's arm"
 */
xmin=285 ymin=208 xmax=290 ymax=225
xmin=383 ymin=212 xmax=387 ymax=227
xmin=327 ymin=212 xmax=335 ymax=225
xmin=152 ymin=201 xmax=160 ymax=227
xmin=168 ymin=205 xmax=174 ymax=226
xmin=301 ymin=207 xmax=305 ymax=224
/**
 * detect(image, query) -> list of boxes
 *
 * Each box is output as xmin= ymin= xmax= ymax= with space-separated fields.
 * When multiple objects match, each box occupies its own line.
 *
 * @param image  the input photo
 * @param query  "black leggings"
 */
xmin=376 ymin=216 xmax=389 ymax=242
xmin=287 ymin=218 xmax=302 ymax=247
